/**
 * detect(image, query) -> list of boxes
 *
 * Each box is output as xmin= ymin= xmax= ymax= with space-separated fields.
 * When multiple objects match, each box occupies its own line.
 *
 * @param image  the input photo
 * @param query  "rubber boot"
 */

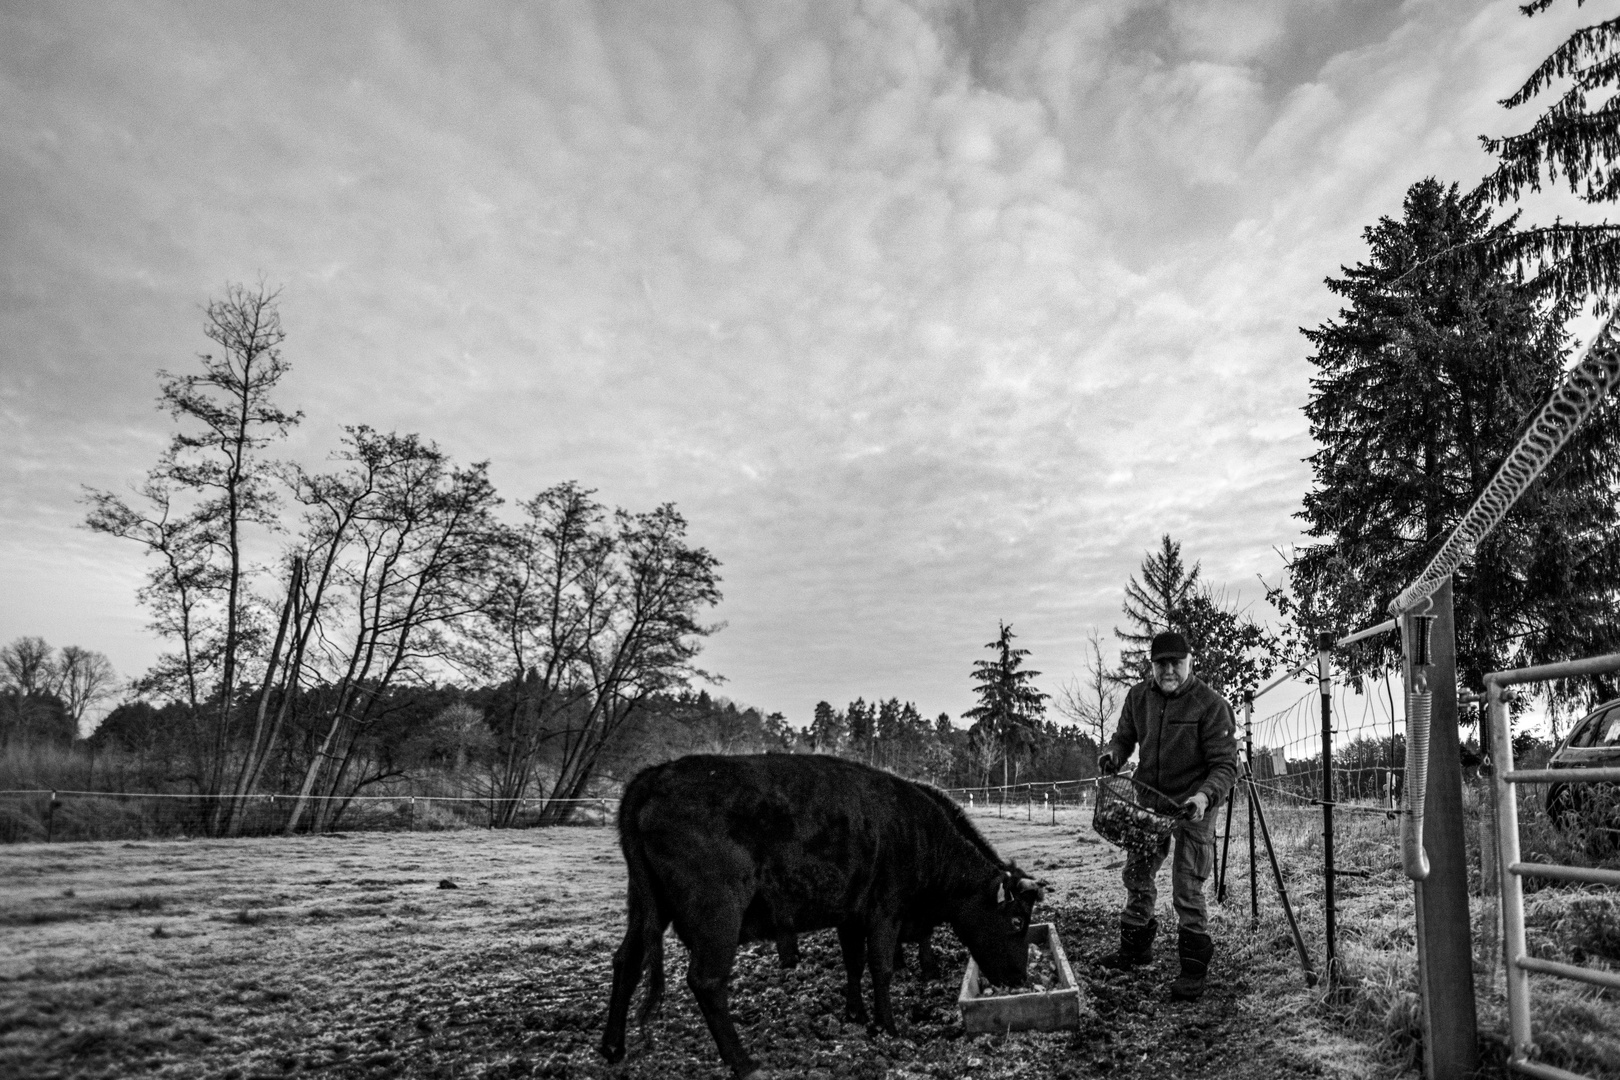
xmin=1169 ymin=928 xmax=1214 ymax=1000
xmin=1099 ymin=917 xmax=1157 ymax=971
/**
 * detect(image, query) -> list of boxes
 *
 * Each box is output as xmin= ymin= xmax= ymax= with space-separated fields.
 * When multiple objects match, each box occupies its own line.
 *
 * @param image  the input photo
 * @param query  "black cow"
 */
xmin=772 ymin=780 xmax=1012 ymax=984
xmin=599 ymin=754 xmax=1042 ymax=1079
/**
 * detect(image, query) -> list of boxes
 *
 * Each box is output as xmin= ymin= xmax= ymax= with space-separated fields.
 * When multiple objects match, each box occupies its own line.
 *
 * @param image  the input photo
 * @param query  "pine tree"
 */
xmin=845 ymin=698 xmax=872 ymax=763
xmin=876 ymin=697 xmax=903 ymax=769
xmin=1114 ymin=535 xmax=1200 ymax=677
xmin=1291 ymin=178 xmax=1620 ymax=698
xmin=1479 ymin=2 xmax=1620 ymax=305
xmin=1113 ymin=537 xmax=1276 ymax=699
xmin=962 ymin=623 xmax=1048 ymax=789
xmin=809 ymin=700 xmax=845 ymax=754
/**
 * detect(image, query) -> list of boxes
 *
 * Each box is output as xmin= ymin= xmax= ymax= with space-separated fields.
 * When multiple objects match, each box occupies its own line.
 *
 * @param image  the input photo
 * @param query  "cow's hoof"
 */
xmin=599 ymin=1039 xmax=625 ymax=1064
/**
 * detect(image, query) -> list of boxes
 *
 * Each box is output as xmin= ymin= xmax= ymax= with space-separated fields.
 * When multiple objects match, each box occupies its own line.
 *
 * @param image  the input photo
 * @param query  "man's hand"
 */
xmin=1184 ymin=791 xmax=1210 ymax=822
xmin=1098 ymin=751 xmax=1118 ymax=775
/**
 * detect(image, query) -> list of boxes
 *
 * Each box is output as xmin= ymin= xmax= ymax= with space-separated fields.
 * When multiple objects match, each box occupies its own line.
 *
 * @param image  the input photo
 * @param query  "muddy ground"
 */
xmin=0 ymin=807 xmax=1399 ymax=1079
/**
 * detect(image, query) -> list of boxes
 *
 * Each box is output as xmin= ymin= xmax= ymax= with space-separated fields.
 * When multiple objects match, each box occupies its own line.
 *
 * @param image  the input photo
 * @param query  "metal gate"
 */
xmin=1485 ymin=653 xmax=1620 ymax=1080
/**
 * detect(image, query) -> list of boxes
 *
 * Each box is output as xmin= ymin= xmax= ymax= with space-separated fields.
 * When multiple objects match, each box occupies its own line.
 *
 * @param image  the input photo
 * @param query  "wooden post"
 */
xmin=1412 ymin=578 xmax=1479 ymax=1079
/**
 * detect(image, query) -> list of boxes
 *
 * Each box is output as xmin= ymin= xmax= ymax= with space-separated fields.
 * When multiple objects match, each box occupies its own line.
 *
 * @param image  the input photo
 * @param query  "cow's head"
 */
xmin=952 ymin=867 xmax=1045 ymax=986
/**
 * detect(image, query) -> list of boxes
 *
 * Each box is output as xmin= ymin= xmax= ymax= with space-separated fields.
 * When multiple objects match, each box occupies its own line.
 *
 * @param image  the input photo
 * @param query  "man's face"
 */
xmin=1153 ymin=655 xmax=1191 ymax=692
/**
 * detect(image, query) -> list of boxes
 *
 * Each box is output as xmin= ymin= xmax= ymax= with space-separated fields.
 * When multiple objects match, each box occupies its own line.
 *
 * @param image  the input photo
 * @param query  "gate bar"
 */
xmin=1508 ymin=862 xmax=1620 ymax=887
xmin=1487 ymin=650 xmax=1620 ymax=1078
xmin=1504 ymin=766 xmax=1620 ymax=784
xmin=1510 ymin=1060 xmax=1606 ymax=1080
xmin=1516 ymin=956 xmax=1620 ymax=992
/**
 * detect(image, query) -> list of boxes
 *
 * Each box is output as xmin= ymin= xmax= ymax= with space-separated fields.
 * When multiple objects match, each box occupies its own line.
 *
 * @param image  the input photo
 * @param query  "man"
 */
xmin=1095 ymin=630 xmax=1237 ymax=1001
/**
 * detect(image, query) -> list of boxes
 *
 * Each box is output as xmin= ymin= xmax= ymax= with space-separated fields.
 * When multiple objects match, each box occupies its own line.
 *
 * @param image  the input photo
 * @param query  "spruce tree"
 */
xmin=1480 ymin=1 xmax=1620 ymax=305
xmin=1292 ymin=178 xmax=1620 ymax=698
xmin=1115 ymin=535 xmax=1200 ymax=677
xmin=963 ymin=623 xmax=1048 ymax=789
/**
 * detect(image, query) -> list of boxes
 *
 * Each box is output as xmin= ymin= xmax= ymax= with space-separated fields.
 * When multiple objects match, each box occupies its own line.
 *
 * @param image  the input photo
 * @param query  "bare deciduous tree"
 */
xmin=0 ymin=637 xmax=55 ymax=696
xmin=1055 ymin=629 xmax=1119 ymax=761
xmin=52 ymin=646 xmax=119 ymax=730
xmin=84 ymin=283 xmax=300 ymax=822
xmin=472 ymin=488 xmax=722 ymax=825
xmin=280 ymin=428 xmax=501 ymax=834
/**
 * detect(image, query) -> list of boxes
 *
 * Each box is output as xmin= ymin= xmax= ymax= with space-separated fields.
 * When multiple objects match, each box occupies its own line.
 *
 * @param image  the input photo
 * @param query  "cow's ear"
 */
xmin=1014 ymin=876 xmax=1045 ymax=903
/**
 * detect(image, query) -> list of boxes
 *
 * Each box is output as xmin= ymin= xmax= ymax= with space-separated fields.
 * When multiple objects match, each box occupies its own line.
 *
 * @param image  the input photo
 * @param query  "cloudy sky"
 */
xmin=0 ymin=0 xmax=1593 ymax=728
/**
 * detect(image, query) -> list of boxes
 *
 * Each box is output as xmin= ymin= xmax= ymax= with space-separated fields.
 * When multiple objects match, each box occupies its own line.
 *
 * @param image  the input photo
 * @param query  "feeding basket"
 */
xmin=958 ymin=922 xmax=1085 ymax=1034
xmin=1092 ymin=772 xmax=1184 ymax=856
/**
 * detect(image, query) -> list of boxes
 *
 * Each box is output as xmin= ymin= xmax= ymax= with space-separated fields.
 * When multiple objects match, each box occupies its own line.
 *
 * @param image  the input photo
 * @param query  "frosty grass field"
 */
xmin=0 ymin=807 xmax=1484 ymax=1080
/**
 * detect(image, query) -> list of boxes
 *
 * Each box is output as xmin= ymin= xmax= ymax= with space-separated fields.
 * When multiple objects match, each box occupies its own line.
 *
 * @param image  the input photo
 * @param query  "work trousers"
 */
xmin=1120 ymin=799 xmax=1218 ymax=935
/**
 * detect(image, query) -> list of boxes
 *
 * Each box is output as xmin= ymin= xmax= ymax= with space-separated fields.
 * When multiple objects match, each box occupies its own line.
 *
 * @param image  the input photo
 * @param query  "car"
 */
xmin=1544 ymin=697 xmax=1620 ymax=854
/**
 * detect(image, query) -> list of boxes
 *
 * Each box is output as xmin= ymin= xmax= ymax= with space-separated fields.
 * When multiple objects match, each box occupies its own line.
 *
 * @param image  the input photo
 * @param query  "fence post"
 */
xmin=1318 ymin=634 xmax=1338 ymax=988
xmin=1411 ymin=578 xmax=1479 ymax=1080
xmin=1246 ymin=692 xmax=1257 ymax=927
xmin=47 ymin=790 xmax=58 ymax=843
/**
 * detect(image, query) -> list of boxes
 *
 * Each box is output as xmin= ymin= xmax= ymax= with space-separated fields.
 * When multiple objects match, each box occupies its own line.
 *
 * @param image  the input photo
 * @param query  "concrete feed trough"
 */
xmin=958 ymin=921 xmax=1085 ymax=1034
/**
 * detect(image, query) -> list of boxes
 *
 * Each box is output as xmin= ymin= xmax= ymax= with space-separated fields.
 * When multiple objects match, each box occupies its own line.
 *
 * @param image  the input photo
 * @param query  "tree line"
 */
xmin=44 ymin=284 xmax=723 ymax=833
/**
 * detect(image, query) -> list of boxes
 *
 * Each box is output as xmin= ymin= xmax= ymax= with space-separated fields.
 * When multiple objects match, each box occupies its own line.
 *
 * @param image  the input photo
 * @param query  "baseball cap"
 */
xmin=1150 ymin=631 xmax=1190 ymax=661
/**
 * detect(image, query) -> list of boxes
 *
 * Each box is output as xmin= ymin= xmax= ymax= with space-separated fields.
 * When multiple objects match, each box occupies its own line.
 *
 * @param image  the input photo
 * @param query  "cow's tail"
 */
xmin=620 ymin=804 xmax=667 ymax=1032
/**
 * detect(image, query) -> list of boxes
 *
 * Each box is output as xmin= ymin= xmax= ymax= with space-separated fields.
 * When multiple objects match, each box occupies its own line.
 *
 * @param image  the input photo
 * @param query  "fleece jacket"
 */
xmin=1103 ymin=675 xmax=1238 ymax=805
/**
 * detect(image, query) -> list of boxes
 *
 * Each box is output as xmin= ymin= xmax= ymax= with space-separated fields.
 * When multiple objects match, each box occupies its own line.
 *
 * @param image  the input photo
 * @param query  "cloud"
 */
xmin=0 ymin=0 xmax=1596 ymax=721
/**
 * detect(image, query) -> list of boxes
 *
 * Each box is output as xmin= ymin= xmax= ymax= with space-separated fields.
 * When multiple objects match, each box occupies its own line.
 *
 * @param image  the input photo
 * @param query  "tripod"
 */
xmin=1215 ymin=724 xmax=1318 ymax=987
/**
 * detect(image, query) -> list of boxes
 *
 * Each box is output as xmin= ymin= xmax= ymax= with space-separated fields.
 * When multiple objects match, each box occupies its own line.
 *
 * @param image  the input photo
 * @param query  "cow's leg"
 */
xmin=682 ymin=914 xmax=760 ymax=1079
xmin=865 ymin=917 xmax=901 ymax=1036
xmin=775 ymin=932 xmax=800 ymax=969
xmin=602 ymin=894 xmax=660 ymax=1063
xmin=836 ymin=923 xmax=869 ymax=1025
xmin=917 ymin=930 xmax=940 ymax=981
